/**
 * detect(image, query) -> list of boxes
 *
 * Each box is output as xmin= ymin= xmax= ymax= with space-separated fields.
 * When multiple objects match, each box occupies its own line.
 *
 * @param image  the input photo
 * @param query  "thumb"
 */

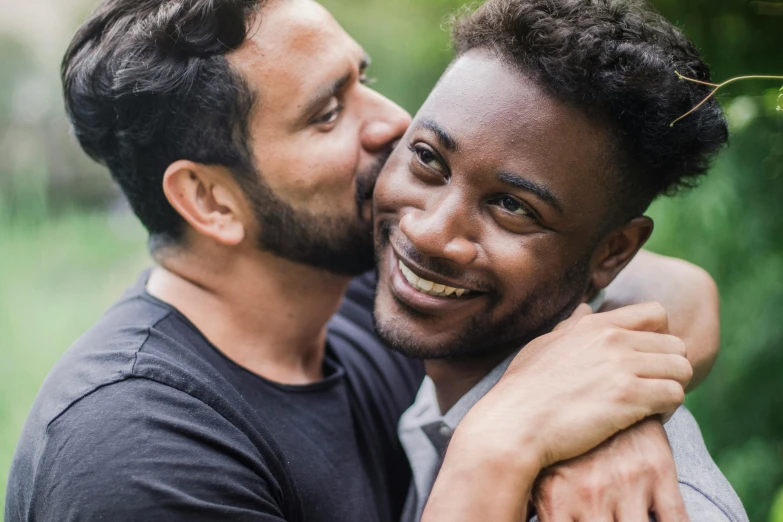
xmin=554 ymin=303 xmax=593 ymax=332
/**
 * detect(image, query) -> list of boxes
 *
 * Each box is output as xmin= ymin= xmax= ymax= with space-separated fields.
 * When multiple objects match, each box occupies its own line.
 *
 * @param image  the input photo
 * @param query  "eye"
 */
xmin=409 ymin=143 xmax=446 ymax=175
xmin=495 ymin=195 xmax=532 ymax=217
xmin=313 ymin=101 xmax=344 ymax=126
xmin=360 ymin=75 xmax=377 ymax=86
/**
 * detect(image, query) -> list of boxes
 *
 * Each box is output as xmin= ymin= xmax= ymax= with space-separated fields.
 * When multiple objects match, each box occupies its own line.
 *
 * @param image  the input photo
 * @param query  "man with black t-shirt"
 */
xmin=7 ymin=0 xmax=719 ymax=520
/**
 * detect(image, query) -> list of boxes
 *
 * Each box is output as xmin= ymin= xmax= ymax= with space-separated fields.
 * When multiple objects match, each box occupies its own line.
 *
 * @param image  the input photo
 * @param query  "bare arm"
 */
xmin=603 ymin=250 xmax=720 ymax=389
xmin=422 ymin=304 xmax=692 ymax=522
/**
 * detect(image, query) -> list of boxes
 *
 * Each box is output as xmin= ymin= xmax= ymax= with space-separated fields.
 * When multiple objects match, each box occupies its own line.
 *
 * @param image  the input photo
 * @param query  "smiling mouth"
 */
xmin=398 ymin=259 xmax=474 ymax=298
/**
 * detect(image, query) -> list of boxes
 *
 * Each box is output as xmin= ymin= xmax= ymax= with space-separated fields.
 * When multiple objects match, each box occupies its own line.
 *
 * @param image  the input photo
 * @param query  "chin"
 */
xmin=374 ymin=313 xmax=455 ymax=360
xmin=373 ymin=284 xmax=500 ymax=361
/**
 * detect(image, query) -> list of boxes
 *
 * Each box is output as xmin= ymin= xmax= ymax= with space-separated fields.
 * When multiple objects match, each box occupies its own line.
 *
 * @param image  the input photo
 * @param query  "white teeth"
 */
xmin=417 ymin=279 xmax=434 ymax=292
xmin=398 ymin=259 xmax=471 ymax=298
xmin=399 ymin=261 xmax=420 ymax=285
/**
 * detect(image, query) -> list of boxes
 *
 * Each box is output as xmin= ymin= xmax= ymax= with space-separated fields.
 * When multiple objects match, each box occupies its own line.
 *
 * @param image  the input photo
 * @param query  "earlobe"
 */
xmin=589 ymin=216 xmax=654 ymax=291
xmin=162 ymin=160 xmax=247 ymax=246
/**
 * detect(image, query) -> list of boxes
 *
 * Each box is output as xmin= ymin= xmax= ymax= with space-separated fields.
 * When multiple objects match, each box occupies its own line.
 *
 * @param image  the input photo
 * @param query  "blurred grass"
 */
xmin=0 ymin=211 xmax=148 ymax=505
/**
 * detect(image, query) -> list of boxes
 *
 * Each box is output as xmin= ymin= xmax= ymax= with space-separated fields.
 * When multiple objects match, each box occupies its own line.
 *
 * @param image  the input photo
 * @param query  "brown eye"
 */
xmin=497 ymin=196 xmax=531 ymax=216
xmin=314 ymin=102 xmax=343 ymax=126
xmin=411 ymin=144 xmax=445 ymax=174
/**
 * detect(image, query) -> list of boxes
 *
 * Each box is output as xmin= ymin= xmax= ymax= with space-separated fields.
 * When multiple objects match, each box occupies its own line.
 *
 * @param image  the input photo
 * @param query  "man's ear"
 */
xmin=589 ymin=216 xmax=654 ymax=291
xmin=162 ymin=160 xmax=248 ymax=246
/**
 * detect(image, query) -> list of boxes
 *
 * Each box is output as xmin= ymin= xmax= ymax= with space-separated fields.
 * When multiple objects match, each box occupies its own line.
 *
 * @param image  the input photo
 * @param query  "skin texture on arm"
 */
xmin=421 ymin=304 xmax=691 ymax=522
xmin=604 ymin=250 xmax=720 ymax=390
xmin=534 ymin=418 xmax=689 ymax=522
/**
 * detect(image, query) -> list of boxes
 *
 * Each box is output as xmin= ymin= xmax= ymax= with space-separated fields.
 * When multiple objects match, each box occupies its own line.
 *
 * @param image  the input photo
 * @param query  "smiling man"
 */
xmin=371 ymin=0 xmax=747 ymax=521
xmin=7 ymin=0 xmax=726 ymax=521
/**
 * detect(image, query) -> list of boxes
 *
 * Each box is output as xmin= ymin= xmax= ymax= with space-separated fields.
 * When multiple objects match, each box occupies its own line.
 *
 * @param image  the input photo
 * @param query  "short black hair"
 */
xmin=62 ymin=0 xmax=263 ymax=248
xmin=452 ymin=0 xmax=729 ymax=222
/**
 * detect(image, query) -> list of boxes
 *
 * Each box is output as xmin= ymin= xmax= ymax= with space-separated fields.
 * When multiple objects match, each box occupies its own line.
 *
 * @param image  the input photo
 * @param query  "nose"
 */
xmin=360 ymin=90 xmax=412 ymax=154
xmin=399 ymin=200 xmax=478 ymax=267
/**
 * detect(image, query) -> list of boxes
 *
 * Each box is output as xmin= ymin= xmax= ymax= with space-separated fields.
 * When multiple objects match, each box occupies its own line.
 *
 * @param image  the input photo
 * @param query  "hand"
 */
xmin=534 ymin=417 xmax=690 ymax=522
xmin=456 ymin=302 xmax=693 ymax=472
xmin=604 ymin=250 xmax=720 ymax=390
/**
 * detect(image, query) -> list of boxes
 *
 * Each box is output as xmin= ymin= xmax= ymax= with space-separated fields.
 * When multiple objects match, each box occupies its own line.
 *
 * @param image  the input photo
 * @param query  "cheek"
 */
xmin=296 ymin=134 xmax=360 ymax=190
xmin=259 ymin=131 xmax=362 ymax=206
xmin=374 ymin=155 xmax=426 ymax=216
xmin=488 ymin=236 xmax=567 ymax=301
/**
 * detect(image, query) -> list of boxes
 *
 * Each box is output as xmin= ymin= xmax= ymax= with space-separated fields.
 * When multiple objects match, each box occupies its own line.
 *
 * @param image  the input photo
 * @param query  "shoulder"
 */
xmin=665 ymin=407 xmax=749 ymax=522
xmin=8 ymin=288 xmax=300 ymax=521
xmin=333 ymin=272 xmax=425 ymax=401
xmin=23 ymin=293 xmax=171 ymax=434
xmin=330 ymin=272 xmax=425 ymax=425
xmin=339 ymin=270 xmax=378 ymax=333
xmin=7 ymin=378 xmax=290 ymax=522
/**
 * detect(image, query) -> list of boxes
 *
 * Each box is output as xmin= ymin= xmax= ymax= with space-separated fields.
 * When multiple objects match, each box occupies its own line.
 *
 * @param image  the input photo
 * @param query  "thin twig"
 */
xmin=674 ymin=71 xmax=719 ymax=88
xmin=671 ymin=73 xmax=783 ymax=127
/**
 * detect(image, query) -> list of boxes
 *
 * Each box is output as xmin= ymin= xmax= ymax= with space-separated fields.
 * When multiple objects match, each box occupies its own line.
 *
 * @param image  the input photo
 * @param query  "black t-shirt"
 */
xmin=5 ymin=271 xmax=425 ymax=522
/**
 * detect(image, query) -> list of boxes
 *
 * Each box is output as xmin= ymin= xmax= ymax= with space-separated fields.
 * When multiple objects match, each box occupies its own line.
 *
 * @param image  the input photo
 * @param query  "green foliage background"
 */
xmin=0 ymin=0 xmax=781 ymax=519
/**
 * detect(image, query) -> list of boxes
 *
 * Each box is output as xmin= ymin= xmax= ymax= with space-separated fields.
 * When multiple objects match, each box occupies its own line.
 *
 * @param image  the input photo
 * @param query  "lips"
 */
xmin=398 ymin=259 xmax=472 ymax=297
xmin=384 ymin=244 xmax=489 ymax=316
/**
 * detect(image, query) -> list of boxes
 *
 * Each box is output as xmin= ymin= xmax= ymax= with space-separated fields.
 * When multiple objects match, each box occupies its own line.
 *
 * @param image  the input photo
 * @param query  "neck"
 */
xmin=425 ymin=348 xmax=517 ymax=414
xmin=146 ymin=243 xmax=351 ymax=385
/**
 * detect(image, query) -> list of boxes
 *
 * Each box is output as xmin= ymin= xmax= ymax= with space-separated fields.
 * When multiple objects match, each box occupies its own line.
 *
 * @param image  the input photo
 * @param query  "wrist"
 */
xmin=424 ymin=429 xmax=540 ymax=522
xmin=452 ymin=408 xmax=544 ymax=476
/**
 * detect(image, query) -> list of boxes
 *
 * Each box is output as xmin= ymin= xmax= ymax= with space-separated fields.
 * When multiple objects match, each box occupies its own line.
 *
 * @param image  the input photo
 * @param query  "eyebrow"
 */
xmin=416 ymin=119 xmax=562 ymax=214
xmin=300 ymin=55 xmax=371 ymax=121
xmin=497 ymin=172 xmax=564 ymax=214
xmin=418 ymin=118 xmax=458 ymax=152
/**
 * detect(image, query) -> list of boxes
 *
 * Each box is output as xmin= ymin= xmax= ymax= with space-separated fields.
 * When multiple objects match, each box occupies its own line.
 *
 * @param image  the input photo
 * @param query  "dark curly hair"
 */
xmin=62 ymin=0 xmax=264 ymax=249
xmin=452 ymin=0 xmax=729 ymax=221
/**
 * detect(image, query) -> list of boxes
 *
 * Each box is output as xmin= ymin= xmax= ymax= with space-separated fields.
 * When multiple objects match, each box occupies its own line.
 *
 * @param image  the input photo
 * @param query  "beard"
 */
xmin=243 ymin=155 xmax=388 ymax=276
xmin=372 ymin=222 xmax=592 ymax=361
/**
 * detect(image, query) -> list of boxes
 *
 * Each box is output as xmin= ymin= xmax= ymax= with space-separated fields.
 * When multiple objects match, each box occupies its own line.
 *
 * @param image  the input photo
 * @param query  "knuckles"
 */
xmin=675 ymin=355 xmax=694 ymax=384
xmin=667 ymin=335 xmax=688 ymax=357
xmin=611 ymin=373 xmax=637 ymax=404
xmin=664 ymin=380 xmax=686 ymax=405
xmin=644 ymin=301 xmax=669 ymax=325
xmin=599 ymin=326 xmax=626 ymax=346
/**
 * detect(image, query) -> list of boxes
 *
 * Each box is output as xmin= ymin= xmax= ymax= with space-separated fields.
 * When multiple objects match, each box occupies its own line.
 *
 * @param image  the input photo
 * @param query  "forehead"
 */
xmin=229 ymin=0 xmax=363 ymax=109
xmin=416 ymin=51 xmax=613 ymax=215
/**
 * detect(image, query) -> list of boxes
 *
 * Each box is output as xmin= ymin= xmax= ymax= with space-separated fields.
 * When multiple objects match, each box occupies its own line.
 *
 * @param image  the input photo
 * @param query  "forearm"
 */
xmin=603 ymin=250 xmax=719 ymax=389
xmin=422 ymin=429 xmax=538 ymax=522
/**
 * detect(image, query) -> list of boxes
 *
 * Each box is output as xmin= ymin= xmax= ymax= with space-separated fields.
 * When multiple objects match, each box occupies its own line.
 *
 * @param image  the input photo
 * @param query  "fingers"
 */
xmin=627 ymin=332 xmax=687 ymax=358
xmin=595 ymin=302 xmax=670 ymax=334
xmin=554 ymin=303 xmax=593 ymax=332
xmin=651 ymin=458 xmax=690 ymax=522
xmin=630 ymin=353 xmax=693 ymax=388
xmin=613 ymin=493 xmax=652 ymax=522
xmin=628 ymin=379 xmax=686 ymax=418
xmin=535 ymin=502 xmax=575 ymax=522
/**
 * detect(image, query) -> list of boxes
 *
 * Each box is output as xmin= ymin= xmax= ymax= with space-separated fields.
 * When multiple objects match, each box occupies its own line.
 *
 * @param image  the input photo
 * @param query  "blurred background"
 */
xmin=0 ymin=0 xmax=781 ymax=519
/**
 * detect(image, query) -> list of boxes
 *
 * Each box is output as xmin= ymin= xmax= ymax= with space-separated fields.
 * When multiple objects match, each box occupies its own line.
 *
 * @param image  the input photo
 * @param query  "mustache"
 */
xmin=379 ymin=219 xmax=493 ymax=293
xmin=355 ymin=147 xmax=393 ymax=216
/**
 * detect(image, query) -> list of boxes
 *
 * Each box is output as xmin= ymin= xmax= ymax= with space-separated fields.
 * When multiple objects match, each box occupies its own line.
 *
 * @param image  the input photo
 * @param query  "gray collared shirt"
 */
xmin=398 ymin=300 xmax=748 ymax=521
